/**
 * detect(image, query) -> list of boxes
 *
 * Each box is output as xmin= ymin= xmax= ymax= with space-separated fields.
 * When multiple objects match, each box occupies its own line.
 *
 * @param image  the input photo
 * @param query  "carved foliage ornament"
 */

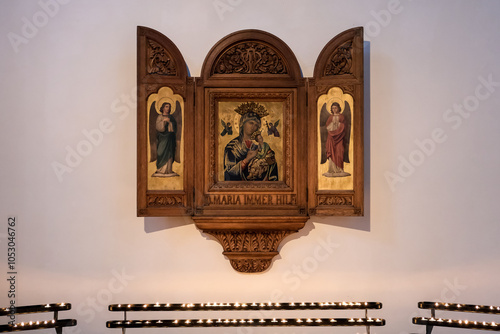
xmin=230 ymin=259 xmax=272 ymax=273
xmin=318 ymin=195 xmax=353 ymax=206
xmin=147 ymin=195 xmax=183 ymax=207
xmin=147 ymin=39 xmax=177 ymax=76
xmin=207 ymin=230 xmax=293 ymax=252
xmin=324 ymin=40 xmax=353 ymax=76
xmin=213 ymin=42 xmax=288 ymax=75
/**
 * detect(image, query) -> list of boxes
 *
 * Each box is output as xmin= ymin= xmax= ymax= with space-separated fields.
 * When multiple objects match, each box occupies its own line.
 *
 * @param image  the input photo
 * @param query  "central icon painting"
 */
xmin=218 ymin=101 xmax=283 ymax=182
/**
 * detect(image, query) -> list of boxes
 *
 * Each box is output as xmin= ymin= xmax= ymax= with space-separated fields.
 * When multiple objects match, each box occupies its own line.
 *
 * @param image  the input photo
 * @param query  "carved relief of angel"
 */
xmin=320 ymin=100 xmax=351 ymax=177
xmin=149 ymin=98 xmax=182 ymax=177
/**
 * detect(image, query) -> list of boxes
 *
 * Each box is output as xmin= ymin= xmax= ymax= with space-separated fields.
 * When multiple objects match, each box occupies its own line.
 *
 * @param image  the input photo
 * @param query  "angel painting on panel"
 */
xmin=265 ymin=120 xmax=280 ymax=137
xmin=220 ymin=119 xmax=233 ymax=137
xmin=320 ymin=99 xmax=351 ymax=177
xmin=149 ymin=97 xmax=182 ymax=177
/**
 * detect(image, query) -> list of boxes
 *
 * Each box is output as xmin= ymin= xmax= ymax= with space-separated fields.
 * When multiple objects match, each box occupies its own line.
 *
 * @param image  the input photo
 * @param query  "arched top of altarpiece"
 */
xmin=137 ymin=26 xmax=189 ymax=83
xmin=313 ymin=26 xmax=363 ymax=83
xmin=200 ymin=29 xmax=302 ymax=86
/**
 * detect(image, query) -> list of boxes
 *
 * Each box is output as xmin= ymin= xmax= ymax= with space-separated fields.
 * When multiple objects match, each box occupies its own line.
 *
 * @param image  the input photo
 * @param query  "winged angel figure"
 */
xmin=320 ymin=100 xmax=351 ymax=177
xmin=149 ymin=98 xmax=182 ymax=177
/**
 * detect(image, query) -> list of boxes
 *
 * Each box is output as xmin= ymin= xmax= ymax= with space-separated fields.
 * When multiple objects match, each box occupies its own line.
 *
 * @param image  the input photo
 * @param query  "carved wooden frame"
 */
xmin=136 ymin=27 xmax=364 ymax=272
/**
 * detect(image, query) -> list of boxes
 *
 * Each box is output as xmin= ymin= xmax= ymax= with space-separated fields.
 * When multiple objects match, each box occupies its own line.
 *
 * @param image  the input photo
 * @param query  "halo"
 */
xmin=327 ymin=97 xmax=344 ymax=113
xmin=156 ymin=96 xmax=174 ymax=114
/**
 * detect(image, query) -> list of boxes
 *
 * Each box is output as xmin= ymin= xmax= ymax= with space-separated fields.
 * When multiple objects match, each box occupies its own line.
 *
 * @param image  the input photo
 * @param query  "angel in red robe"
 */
xmin=320 ymin=101 xmax=351 ymax=177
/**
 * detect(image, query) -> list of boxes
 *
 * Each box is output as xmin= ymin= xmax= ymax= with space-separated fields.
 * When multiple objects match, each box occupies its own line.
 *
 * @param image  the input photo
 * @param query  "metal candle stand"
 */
xmin=413 ymin=301 xmax=500 ymax=333
xmin=107 ymin=301 xmax=385 ymax=333
xmin=0 ymin=303 xmax=76 ymax=333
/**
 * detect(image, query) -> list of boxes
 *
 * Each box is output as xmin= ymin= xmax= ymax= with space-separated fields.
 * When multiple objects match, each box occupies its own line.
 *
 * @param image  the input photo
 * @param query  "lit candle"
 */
xmin=259 ymin=319 xmax=265 ymax=323
xmin=281 ymin=319 xmax=287 ymax=323
xmin=297 ymin=319 xmax=302 ymax=323
xmin=330 ymin=319 xmax=336 ymax=322
xmin=316 ymin=319 xmax=322 ymax=323
xmin=154 ymin=302 xmax=160 ymax=307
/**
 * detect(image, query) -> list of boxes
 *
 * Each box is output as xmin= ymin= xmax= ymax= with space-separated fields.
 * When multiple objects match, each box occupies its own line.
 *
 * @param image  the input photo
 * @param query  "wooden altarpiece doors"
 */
xmin=137 ymin=26 xmax=364 ymax=272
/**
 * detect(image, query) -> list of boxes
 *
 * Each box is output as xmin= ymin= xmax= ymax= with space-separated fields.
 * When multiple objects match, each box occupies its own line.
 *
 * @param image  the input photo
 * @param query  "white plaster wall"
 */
xmin=1 ymin=0 xmax=500 ymax=333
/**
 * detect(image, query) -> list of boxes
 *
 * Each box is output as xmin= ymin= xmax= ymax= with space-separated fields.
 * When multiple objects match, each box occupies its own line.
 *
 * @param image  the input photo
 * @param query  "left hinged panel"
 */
xmin=137 ymin=26 xmax=194 ymax=216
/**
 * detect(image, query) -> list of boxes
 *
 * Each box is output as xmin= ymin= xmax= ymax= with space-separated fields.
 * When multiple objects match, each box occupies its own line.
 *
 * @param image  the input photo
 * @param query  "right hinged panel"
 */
xmin=308 ymin=27 xmax=364 ymax=216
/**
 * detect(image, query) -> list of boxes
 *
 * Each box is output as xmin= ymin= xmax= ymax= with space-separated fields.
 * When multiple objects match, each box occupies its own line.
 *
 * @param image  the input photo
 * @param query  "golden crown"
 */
xmin=250 ymin=130 xmax=262 ymax=140
xmin=234 ymin=102 xmax=269 ymax=118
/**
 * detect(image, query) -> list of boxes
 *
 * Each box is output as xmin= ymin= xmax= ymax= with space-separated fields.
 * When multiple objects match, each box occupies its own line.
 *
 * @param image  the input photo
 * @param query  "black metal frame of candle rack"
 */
xmin=107 ymin=301 xmax=385 ymax=333
xmin=0 ymin=303 xmax=76 ymax=333
xmin=413 ymin=301 xmax=500 ymax=333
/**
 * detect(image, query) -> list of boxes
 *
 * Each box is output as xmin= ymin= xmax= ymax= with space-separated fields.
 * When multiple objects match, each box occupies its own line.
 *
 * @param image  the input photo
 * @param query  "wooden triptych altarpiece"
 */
xmin=137 ymin=26 xmax=364 ymax=273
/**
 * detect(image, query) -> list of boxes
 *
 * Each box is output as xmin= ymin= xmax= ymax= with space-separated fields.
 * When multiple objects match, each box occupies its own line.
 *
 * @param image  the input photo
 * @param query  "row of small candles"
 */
xmin=0 ymin=303 xmax=70 ymax=315
xmin=109 ymin=301 xmax=381 ymax=311
xmin=11 ymin=319 xmax=57 ymax=328
xmin=107 ymin=317 xmax=385 ymax=328
xmin=419 ymin=301 xmax=500 ymax=314
xmin=414 ymin=317 xmax=499 ymax=330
